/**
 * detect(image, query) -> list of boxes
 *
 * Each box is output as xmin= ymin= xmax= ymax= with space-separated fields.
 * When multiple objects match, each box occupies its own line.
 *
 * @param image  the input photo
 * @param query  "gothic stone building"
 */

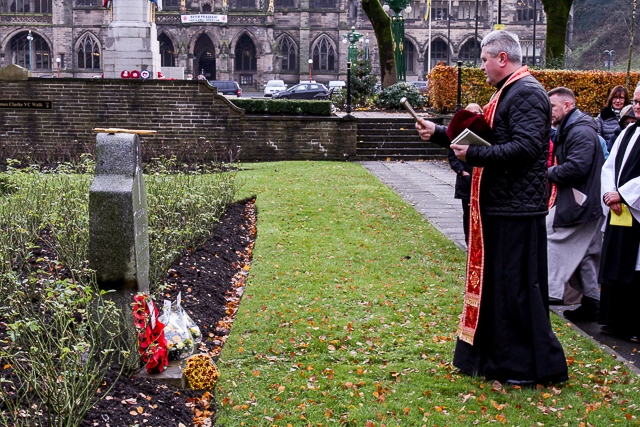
xmin=0 ymin=0 xmax=547 ymax=88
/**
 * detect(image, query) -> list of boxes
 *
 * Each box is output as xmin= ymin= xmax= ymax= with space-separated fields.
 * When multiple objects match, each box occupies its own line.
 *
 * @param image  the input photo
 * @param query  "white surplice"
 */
xmin=601 ymin=125 xmax=640 ymax=269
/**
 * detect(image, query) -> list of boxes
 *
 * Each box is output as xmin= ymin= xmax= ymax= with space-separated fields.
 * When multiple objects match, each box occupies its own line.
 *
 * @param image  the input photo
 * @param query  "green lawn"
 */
xmin=216 ymin=161 xmax=640 ymax=426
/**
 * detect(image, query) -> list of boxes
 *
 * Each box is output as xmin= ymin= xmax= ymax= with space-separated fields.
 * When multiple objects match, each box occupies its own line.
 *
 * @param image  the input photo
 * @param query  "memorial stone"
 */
xmin=102 ymin=1 xmax=161 ymax=78
xmin=89 ymin=132 xmax=150 ymax=360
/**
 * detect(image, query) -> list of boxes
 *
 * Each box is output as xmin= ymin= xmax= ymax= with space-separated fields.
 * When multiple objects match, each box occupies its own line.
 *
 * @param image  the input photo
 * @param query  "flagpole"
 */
xmin=427 ymin=0 xmax=432 ymax=74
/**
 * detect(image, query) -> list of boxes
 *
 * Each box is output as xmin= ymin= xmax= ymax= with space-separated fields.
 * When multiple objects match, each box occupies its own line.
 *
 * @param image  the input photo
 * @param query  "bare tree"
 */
xmin=540 ymin=0 xmax=573 ymax=68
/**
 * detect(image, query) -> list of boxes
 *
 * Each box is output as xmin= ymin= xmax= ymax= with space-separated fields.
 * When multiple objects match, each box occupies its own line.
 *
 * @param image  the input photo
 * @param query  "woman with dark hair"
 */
xmin=596 ymin=85 xmax=629 ymax=142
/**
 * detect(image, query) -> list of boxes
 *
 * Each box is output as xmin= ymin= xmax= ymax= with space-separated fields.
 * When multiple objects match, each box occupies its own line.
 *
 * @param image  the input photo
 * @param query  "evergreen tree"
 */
xmin=349 ymin=49 xmax=379 ymax=107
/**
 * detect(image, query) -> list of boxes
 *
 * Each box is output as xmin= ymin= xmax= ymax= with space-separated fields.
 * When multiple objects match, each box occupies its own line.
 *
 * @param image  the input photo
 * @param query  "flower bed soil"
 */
xmin=1 ymin=199 xmax=257 ymax=427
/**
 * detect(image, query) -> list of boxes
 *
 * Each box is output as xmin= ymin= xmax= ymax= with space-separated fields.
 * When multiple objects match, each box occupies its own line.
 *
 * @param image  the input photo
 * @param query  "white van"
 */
xmin=328 ymin=80 xmax=346 ymax=89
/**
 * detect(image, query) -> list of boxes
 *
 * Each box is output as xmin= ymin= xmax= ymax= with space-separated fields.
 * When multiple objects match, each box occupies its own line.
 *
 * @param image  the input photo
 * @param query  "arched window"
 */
xmin=516 ymin=0 xmax=540 ymax=22
xmin=430 ymin=38 xmax=449 ymax=65
xmin=235 ymin=34 xmax=257 ymax=71
xmin=10 ymin=0 xmax=52 ymax=13
xmin=278 ymin=36 xmax=297 ymax=71
xmin=202 ymin=3 xmax=212 ymax=12
xmin=312 ymin=36 xmax=335 ymax=72
xmin=458 ymin=39 xmax=480 ymax=62
xmin=158 ymin=33 xmax=175 ymax=67
xmin=77 ymin=34 xmax=100 ymax=69
xmin=10 ymin=31 xmax=51 ymax=70
xmin=405 ymin=39 xmax=415 ymax=73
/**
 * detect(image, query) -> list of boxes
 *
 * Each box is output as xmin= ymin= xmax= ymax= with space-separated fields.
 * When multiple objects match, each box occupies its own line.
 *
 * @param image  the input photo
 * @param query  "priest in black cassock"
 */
xmin=416 ymin=30 xmax=568 ymax=386
xmin=599 ymin=85 xmax=640 ymax=343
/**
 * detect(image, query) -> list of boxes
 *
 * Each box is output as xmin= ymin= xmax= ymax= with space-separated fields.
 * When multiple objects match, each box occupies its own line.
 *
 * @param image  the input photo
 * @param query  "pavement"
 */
xmin=362 ymin=160 xmax=640 ymax=376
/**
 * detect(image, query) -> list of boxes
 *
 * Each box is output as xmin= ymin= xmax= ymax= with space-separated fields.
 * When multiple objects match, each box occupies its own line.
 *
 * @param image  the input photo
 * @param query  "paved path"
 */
xmin=361 ymin=160 xmax=466 ymax=251
xmin=363 ymin=160 xmax=640 ymax=376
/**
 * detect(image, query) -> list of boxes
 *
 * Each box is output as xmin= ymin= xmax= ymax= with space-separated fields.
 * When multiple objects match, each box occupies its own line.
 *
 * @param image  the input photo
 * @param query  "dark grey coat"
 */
xmin=548 ymin=107 xmax=604 ymax=228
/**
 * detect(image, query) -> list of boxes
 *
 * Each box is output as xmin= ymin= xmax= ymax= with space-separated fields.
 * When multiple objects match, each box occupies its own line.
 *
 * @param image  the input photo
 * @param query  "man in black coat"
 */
xmin=415 ymin=30 xmax=567 ymax=386
xmin=546 ymin=87 xmax=604 ymax=321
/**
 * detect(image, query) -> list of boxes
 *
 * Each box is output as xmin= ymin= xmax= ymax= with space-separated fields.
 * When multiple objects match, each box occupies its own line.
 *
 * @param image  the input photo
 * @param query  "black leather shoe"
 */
xmin=548 ymin=298 xmax=564 ymax=305
xmin=601 ymin=325 xmax=623 ymax=336
xmin=564 ymin=305 xmax=598 ymax=322
xmin=506 ymin=379 xmax=536 ymax=388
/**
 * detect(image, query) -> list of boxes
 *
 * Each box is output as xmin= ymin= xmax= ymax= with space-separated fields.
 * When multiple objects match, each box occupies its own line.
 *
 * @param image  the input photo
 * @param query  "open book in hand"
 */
xmin=450 ymin=128 xmax=491 ymax=147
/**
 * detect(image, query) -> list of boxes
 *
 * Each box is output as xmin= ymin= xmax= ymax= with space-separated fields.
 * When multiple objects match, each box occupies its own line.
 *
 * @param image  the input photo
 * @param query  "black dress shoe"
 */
xmin=601 ymin=325 xmax=624 ymax=337
xmin=548 ymin=298 xmax=564 ymax=306
xmin=506 ymin=379 xmax=536 ymax=388
xmin=564 ymin=305 xmax=598 ymax=322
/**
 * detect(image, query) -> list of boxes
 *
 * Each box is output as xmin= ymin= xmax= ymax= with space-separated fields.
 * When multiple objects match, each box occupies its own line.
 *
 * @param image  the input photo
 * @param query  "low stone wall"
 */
xmin=0 ymin=78 xmax=357 ymax=164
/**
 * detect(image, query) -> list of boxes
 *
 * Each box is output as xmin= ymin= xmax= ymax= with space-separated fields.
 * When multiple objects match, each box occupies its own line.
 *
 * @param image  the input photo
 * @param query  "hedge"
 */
xmin=428 ymin=65 xmax=640 ymax=115
xmin=231 ymin=98 xmax=333 ymax=116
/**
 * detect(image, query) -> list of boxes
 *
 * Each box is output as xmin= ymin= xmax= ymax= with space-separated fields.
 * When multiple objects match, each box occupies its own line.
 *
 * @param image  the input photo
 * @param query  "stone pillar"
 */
xmin=89 ymin=132 xmax=150 ymax=362
xmin=299 ymin=0 xmax=311 ymax=82
xmin=102 ymin=1 xmax=161 ymax=78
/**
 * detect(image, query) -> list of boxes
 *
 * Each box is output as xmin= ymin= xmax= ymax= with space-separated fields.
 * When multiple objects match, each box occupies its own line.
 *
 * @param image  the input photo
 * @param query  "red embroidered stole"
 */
xmin=457 ymin=66 xmax=532 ymax=345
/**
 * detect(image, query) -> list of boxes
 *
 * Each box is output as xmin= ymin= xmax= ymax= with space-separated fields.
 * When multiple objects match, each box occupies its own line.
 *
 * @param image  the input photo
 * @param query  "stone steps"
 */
xmin=356 ymin=117 xmax=448 ymax=161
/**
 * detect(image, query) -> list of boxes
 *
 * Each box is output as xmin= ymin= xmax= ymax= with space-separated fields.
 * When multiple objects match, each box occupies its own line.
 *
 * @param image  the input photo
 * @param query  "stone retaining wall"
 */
xmin=0 ymin=79 xmax=357 ymax=164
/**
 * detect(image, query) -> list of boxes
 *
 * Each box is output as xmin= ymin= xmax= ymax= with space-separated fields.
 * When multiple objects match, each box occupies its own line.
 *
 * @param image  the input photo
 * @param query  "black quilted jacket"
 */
xmin=596 ymin=106 xmax=620 ymax=143
xmin=465 ymin=75 xmax=551 ymax=216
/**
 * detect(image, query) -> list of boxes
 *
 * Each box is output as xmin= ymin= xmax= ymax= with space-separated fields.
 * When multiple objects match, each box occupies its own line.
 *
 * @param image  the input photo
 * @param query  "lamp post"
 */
xmin=382 ymin=0 xmax=412 ymax=82
xmin=456 ymin=60 xmax=462 ymax=111
xmin=474 ymin=0 xmax=479 ymax=65
xmin=342 ymin=26 xmax=364 ymax=64
xmin=308 ymin=58 xmax=313 ymax=82
xmin=26 ymin=30 xmax=33 ymax=71
xmin=346 ymin=61 xmax=352 ymax=116
xmin=56 ymin=57 xmax=61 ymax=78
xmin=447 ymin=4 xmax=451 ymax=65
xmin=604 ymin=50 xmax=614 ymax=71
xmin=532 ymin=0 xmax=537 ymax=66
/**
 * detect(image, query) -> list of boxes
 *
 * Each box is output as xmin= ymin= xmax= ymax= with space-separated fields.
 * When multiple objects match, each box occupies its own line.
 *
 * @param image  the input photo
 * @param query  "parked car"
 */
xmin=208 ymin=80 xmax=242 ymax=97
xmin=263 ymin=79 xmax=287 ymax=97
xmin=410 ymin=80 xmax=429 ymax=96
xmin=272 ymin=83 xmax=330 ymax=100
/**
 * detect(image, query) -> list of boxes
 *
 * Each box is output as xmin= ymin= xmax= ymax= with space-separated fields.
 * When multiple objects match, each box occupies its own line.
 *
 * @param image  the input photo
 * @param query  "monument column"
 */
xmin=102 ymin=1 xmax=161 ymax=78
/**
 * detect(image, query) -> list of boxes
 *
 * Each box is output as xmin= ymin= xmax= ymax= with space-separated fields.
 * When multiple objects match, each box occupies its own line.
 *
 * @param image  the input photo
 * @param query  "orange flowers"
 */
xmin=183 ymin=354 xmax=220 ymax=390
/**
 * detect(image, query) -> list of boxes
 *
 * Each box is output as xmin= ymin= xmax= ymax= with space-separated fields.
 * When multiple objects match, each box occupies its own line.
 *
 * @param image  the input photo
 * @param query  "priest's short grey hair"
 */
xmin=481 ymin=30 xmax=522 ymax=65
